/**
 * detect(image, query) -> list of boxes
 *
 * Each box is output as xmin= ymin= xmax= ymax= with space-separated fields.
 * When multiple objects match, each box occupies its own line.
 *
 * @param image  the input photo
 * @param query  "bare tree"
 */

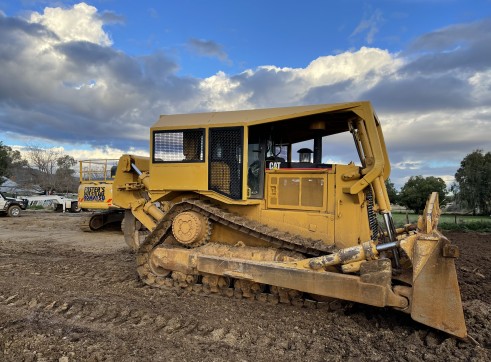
xmin=23 ymin=145 xmax=81 ymax=194
xmin=25 ymin=145 xmax=63 ymax=193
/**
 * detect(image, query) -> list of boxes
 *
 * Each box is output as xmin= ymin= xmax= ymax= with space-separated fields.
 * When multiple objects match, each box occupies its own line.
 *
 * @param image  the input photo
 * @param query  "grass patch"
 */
xmin=439 ymin=220 xmax=491 ymax=232
xmin=379 ymin=212 xmax=491 ymax=232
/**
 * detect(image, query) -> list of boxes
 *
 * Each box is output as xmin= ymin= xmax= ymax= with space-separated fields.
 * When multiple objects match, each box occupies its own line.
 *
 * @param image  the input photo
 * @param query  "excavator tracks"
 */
xmin=136 ymin=199 xmax=341 ymax=309
xmin=80 ymin=214 xmax=94 ymax=232
xmin=80 ymin=210 xmax=125 ymax=232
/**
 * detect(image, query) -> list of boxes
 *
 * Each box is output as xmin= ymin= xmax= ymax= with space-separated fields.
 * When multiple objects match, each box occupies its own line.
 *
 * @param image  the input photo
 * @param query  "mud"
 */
xmin=0 ymin=211 xmax=489 ymax=361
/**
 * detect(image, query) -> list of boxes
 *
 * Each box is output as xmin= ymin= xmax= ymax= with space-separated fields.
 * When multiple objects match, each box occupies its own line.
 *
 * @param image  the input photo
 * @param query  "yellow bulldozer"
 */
xmin=109 ymin=101 xmax=467 ymax=338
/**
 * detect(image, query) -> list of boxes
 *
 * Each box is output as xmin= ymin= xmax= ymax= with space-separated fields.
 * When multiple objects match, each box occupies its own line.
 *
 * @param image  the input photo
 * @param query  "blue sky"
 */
xmin=0 ymin=0 xmax=490 ymax=188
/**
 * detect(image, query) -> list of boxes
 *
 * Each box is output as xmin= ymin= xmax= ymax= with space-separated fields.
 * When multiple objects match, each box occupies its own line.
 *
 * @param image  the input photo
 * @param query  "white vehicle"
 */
xmin=26 ymin=195 xmax=81 ymax=213
xmin=0 ymin=192 xmax=28 ymax=217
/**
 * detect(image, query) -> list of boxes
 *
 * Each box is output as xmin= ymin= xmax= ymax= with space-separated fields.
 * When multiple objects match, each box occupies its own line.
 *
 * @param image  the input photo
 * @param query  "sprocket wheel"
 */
xmin=171 ymin=211 xmax=211 ymax=248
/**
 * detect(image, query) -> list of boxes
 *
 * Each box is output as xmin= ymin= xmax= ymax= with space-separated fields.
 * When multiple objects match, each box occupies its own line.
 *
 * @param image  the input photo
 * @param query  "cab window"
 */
xmin=153 ymin=129 xmax=205 ymax=163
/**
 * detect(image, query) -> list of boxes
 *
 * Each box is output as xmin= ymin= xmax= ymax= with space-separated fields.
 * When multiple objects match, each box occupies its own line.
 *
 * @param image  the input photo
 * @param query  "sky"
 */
xmin=0 ymin=0 xmax=490 ymax=189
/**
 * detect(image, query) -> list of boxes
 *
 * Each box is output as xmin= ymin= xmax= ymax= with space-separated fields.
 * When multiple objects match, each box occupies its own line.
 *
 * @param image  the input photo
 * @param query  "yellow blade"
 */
xmin=410 ymin=234 xmax=467 ymax=338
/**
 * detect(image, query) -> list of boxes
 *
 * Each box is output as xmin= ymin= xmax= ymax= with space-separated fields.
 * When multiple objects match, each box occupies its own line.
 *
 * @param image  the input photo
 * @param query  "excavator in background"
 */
xmin=78 ymin=159 xmax=125 ymax=232
xmin=107 ymin=101 xmax=467 ymax=339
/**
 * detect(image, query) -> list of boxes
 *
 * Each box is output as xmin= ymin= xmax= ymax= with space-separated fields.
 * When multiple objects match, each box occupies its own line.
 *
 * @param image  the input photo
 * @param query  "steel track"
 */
xmin=136 ymin=199 xmax=341 ymax=307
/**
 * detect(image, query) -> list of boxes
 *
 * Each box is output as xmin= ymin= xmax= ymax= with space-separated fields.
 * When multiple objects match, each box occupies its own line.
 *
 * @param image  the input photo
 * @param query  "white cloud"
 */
xmin=392 ymin=161 xmax=423 ymax=170
xmin=0 ymin=4 xmax=490 ymax=189
xmin=350 ymin=9 xmax=384 ymax=44
xmin=194 ymin=47 xmax=403 ymax=111
xmin=469 ymin=70 xmax=491 ymax=102
xmin=13 ymin=144 xmax=148 ymax=163
xmin=67 ymin=146 xmax=148 ymax=160
xmin=302 ymin=47 xmax=399 ymax=83
xmin=198 ymin=71 xmax=253 ymax=111
xmin=29 ymin=2 xmax=112 ymax=46
xmin=439 ymin=175 xmax=456 ymax=187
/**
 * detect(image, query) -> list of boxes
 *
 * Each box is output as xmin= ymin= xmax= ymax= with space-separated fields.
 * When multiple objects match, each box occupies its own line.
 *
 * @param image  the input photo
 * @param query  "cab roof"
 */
xmin=152 ymin=101 xmax=375 ymax=130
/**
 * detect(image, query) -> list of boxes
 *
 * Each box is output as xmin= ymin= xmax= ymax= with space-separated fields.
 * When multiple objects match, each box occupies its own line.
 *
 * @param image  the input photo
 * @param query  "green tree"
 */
xmin=0 ymin=142 xmax=9 ymax=181
xmin=385 ymin=178 xmax=399 ymax=205
xmin=0 ymin=142 xmax=28 ymax=183
xmin=399 ymin=176 xmax=448 ymax=214
xmin=55 ymin=155 xmax=78 ymax=193
xmin=454 ymin=150 xmax=491 ymax=215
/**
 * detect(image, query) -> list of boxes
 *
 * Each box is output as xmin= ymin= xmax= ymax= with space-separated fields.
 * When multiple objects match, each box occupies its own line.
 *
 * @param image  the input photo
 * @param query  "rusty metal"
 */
xmin=308 ymin=241 xmax=378 ymax=270
xmin=443 ymin=244 xmax=460 ymax=258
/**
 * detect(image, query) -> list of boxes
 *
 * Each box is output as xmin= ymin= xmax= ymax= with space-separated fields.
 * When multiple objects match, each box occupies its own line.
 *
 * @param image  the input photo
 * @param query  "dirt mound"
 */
xmin=0 ymin=212 xmax=489 ymax=361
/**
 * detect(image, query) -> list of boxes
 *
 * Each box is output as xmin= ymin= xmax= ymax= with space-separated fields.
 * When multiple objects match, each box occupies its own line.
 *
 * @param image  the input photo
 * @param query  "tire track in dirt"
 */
xmin=0 ymin=212 xmax=490 ymax=361
xmin=0 ymin=245 xmax=290 ymax=358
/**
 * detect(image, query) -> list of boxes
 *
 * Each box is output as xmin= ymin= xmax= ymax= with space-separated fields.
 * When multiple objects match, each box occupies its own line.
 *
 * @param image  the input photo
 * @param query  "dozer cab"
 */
xmin=111 ymin=101 xmax=467 ymax=338
xmin=78 ymin=159 xmax=125 ymax=232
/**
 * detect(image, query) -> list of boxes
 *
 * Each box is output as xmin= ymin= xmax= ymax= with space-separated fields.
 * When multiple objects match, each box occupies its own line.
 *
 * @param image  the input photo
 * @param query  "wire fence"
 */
xmin=391 ymin=212 xmax=488 ymax=224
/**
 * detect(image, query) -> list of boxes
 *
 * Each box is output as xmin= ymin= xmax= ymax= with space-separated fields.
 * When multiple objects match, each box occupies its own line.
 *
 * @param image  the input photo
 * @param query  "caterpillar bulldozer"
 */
xmin=78 ymin=159 xmax=125 ymax=232
xmin=110 ymin=101 xmax=467 ymax=338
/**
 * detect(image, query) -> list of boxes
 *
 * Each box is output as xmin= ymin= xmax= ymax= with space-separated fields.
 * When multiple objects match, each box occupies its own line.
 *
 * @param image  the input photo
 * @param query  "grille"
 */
xmin=209 ymin=127 xmax=243 ymax=199
xmin=153 ymin=129 xmax=204 ymax=162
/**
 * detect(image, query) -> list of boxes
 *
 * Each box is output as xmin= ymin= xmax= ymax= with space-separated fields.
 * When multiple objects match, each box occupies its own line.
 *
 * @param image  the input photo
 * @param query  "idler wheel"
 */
xmin=171 ymin=211 xmax=210 ymax=247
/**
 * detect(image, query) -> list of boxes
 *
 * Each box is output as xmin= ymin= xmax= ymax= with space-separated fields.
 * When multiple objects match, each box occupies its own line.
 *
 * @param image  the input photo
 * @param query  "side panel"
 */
xmin=78 ymin=182 xmax=114 ymax=210
xmin=254 ymin=164 xmax=371 ymax=248
xmin=265 ymin=172 xmax=327 ymax=211
xmin=260 ymin=209 xmax=335 ymax=245
xmin=259 ymin=169 xmax=335 ymax=245
xmin=79 ymin=159 xmax=119 ymax=209
xmin=149 ymin=163 xmax=208 ymax=191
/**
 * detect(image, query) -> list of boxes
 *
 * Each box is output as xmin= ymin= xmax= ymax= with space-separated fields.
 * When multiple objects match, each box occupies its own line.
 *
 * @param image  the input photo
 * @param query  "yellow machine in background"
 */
xmin=78 ymin=159 xmax=125 ymax=232
xmin=109 ymin=101 xmax=467 ymax=339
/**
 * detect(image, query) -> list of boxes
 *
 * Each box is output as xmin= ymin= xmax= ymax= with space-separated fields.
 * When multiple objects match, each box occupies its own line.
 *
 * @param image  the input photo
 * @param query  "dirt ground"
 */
xmin=0 ymin=211 xmax=489 ymax=362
